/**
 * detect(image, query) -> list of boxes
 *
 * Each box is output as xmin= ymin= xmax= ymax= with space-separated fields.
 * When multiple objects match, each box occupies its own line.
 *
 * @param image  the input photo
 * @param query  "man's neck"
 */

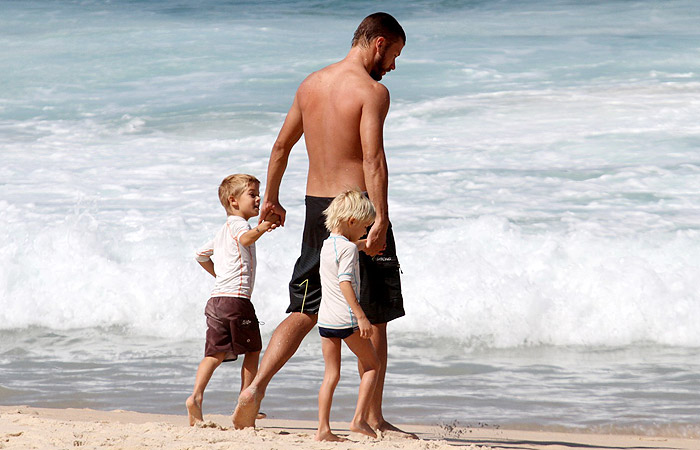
xmin=345 ymin=45 xmax=374 ymax=75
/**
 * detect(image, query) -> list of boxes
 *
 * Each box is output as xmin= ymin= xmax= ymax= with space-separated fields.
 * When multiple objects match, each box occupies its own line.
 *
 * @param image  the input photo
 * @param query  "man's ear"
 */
xmin=373 ymin=36 xmax=385 ymax=52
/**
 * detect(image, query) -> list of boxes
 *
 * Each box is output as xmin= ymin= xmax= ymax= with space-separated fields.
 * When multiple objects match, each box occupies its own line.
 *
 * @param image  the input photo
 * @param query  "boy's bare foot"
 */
xmin=315 ymin=430 xmax=347 ymax=442
xmin=232 ymin=387 xmax=260 ymax=429
xmin=256 ymin=411 xmax=267 ymax=419
xmin=373 ymin=420 xmax=418 ymax=439
xmin=350 ymin=419 xmax=377 ymax=439
xmin=185 ymin=395 xmax=203 ymax=426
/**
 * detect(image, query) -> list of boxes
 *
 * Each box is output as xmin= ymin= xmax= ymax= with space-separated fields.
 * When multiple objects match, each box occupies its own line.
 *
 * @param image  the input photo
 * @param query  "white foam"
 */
xmin=398 ymin=216 xmax=700 ymax=347
xmin=2 ymin=193 xmax=699 ymax=349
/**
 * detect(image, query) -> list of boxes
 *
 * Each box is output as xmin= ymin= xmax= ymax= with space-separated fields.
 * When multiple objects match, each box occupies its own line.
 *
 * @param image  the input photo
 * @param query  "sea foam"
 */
xmin=2 ymin=194 xmax=699 ymax=350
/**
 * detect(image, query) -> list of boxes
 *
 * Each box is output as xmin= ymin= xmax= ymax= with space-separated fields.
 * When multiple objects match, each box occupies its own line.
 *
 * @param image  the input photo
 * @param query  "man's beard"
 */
xmin=369 ymin=49 xmax=389 ymax=81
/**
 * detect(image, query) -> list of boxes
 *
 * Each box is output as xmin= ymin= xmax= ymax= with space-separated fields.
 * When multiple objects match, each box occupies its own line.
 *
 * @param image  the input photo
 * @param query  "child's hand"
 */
xmin=264 ymin=212 xmax=281 ymax=225
xmin=261 ymin=220 xmax=279 ymax=232
xmin=354 ymin=239 xmax=367 ymax=252
xmin=357 ymin=316 xmax=373 ymax=339
xmin=261 ymin=213 xmax=281 ymax=232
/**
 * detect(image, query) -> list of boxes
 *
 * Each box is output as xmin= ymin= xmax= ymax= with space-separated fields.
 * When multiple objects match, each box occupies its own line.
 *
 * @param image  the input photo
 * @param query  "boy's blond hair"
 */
xmin=323 ymin=189 xmax=376 ymax=232
xmin=219 ymin=174 xmax=260 ymax=214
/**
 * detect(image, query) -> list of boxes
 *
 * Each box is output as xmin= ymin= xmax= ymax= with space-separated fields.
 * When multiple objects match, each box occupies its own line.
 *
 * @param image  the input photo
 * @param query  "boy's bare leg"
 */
xmin=186 ymin=353 xmax=225 ymax=426
xmin=233 ymin=312 xmax=317 ymax=428
xmin=315 ymin=337 xmax=346 ymax=442
xmin=362 ymin=323 xmax=418 ymax=438
xmin=344 ymin=333 xmax=378 ymax=439
xmin=240 ymin=351 xmax=259 ymax=392
xmin=240 ymin=351 xmax=267 ymax=419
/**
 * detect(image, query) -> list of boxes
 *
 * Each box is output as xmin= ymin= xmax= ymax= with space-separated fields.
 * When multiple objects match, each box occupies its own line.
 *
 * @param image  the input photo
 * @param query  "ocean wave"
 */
xmin=2 ymin=207 xmax=698 ymax=349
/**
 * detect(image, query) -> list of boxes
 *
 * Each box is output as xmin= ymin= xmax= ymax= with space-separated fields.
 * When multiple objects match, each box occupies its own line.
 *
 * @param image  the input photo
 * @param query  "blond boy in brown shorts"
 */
xmin=186 ymin=174 xmax=280 ymax=426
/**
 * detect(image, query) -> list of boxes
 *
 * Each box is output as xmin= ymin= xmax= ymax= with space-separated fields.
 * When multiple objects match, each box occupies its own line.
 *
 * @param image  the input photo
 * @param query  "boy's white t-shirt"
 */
xmin=195 ymin=215 xmax=256 ymax=300
xmin=318 ymin=234 xmax=360 ymax=330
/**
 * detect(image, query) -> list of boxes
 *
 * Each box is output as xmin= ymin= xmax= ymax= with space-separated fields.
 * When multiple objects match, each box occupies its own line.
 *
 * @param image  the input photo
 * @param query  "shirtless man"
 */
xmin=233 ymin=12 xmax=410 ymax=436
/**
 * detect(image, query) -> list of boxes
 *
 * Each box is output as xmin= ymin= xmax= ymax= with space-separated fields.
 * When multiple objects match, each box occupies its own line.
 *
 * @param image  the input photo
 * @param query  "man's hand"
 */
xmin=364 ymin=221 xmax=387 ymax=256
xmin=259 ymin=200 xmax=286 ymax=226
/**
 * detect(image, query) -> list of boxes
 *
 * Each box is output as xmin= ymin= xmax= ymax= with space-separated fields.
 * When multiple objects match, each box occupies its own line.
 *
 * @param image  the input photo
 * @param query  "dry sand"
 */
xmin=1 ymin=405 xmax=697 ymax=450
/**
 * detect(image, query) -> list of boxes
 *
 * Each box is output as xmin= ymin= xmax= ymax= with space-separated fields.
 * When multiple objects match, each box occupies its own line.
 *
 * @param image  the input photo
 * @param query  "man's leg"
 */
xmin=240 ymin=351 xmax=260 ymax=393
xmin=232 ymin=312 xmax=317 ymax=428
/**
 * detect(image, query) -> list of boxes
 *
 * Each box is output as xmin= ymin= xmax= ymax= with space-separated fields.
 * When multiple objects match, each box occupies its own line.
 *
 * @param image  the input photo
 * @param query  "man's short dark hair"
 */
xmin=351 ymin=12 xmax=405 ymax=48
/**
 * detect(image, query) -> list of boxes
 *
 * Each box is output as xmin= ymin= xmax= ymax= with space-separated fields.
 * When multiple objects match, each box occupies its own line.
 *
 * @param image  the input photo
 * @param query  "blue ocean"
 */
xmin=2 ymin=0 xmax=699 ymax=438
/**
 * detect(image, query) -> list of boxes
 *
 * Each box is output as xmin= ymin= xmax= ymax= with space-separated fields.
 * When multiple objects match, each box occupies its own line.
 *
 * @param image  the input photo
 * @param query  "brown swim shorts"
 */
xmin=204 ymin=296 xmax=262 ymax=362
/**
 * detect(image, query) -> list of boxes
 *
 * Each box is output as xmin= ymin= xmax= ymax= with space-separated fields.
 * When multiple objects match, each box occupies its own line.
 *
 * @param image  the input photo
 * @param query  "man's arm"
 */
xmin=260 ymin=93 xmax=304 ymax=226
xmin=360 ymin=84 xmax=391 ymax=255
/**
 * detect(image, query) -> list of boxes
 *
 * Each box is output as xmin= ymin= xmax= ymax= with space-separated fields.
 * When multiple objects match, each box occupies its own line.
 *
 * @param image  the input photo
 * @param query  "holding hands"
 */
xmin=364 ymin=221 xmax=387 ymax=256
xmin=260 ymin=212 xmax=282 ymax=232
xmin=260 ymin=200 xmax=286 ymax=227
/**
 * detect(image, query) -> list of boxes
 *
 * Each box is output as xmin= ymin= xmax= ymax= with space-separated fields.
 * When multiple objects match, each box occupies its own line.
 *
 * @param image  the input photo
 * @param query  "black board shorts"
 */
xmin=287 ymin=196 xmax=405 ymax=324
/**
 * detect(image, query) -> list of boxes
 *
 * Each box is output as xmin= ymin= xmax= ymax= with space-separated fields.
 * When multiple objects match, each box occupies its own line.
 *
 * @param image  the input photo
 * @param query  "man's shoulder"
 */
xmin=300 ymin=63 xmax=338 ymax=86
xmin=301 ymin=63 xmax=387 ymax=94
xmin=367 ymin=80 xmax=390 ymax=101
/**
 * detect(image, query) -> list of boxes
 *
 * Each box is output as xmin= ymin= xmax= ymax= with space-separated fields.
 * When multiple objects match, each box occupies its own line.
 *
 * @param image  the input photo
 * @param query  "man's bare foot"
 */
xmin=185 ymin=395 xmax=203 ymax=426
xmin=315 ymin=430 xmax=347 ymax=442
xmin=350 ymin=419 xmax=377 ymax=439
xmin=373 ymin=420 xmax=418 ymax=439
xmin=232 ymin=387 xmax=261 ymax=429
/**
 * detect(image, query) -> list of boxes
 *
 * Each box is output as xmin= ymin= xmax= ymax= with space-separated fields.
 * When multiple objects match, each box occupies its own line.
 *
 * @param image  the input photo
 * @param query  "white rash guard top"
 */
xmin=318 ymin=234 xmax=360 ymax=330
xmin=195 ymin=215 xmax=256 ymax=300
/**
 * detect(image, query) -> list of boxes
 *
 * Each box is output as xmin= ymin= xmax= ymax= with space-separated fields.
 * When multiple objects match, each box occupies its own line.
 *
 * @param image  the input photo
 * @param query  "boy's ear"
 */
xmin=228 ymin=195 xmax=238 ymax=209
xmin=348 ymin=217 xmax=357 ymax=226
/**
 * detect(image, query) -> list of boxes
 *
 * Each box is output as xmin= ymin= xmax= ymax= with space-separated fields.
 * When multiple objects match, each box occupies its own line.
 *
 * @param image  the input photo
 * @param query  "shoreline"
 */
xmin=1 ymin=406 xmax=697 ymax=450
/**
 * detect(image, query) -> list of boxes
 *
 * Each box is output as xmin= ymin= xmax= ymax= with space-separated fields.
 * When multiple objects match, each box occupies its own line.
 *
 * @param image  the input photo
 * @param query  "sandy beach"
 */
xmin=0 ymin=405 xmax=696 ymax=450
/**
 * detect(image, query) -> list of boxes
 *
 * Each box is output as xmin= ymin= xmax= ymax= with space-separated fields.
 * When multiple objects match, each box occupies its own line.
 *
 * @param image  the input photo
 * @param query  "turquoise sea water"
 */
xmin=1 ymin=0 xmax=699 ymax=436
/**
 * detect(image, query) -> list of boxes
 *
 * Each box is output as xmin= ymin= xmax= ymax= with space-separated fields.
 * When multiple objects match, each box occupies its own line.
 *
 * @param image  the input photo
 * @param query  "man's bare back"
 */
xmin=260 ymin=35 xmax=402 ymax=254
xmin=297 ymin=61 xmax=390 ymax=198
